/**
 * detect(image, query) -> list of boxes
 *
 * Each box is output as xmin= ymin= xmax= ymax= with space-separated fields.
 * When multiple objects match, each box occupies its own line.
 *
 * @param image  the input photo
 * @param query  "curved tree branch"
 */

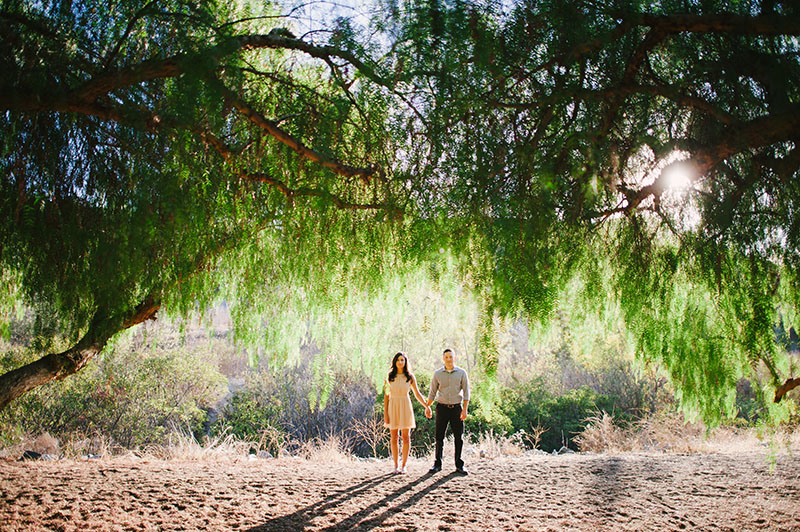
xmin=535 ymin=13 xmax=800 ymax=73
xmin=586 ymin=105 xmax=800 ymax=218
xmin=690 ymin=104 xmax=800 ymax=175
xmin=0 ymin=298 xmax=161 ymax=411
xmin=775 ymin=377 xmax=800 ymax=403
xmin=493 ymin=84 xmax=735 ymax=125
xmin=194 ymin=126 xmax=396 ymax=215
xmin=213 ymin=81 xmax=378 ymax=182
xmin=60 ymin=31 xmax=388 ymax=106
xmin=1 ymin=29 xmax=385 ymax=186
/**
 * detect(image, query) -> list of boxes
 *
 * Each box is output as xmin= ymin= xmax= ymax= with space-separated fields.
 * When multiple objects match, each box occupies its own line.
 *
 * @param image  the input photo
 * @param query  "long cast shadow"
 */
xmin=325 ymin=471 xmax=459 ymax=531
xmin=245 ymin=472 xmax=394 ymax=531
xmin=247 ymin=471 xmax=457 ymax=531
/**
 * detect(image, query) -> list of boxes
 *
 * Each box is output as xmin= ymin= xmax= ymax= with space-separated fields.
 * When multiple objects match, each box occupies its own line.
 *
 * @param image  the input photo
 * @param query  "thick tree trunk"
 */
xmin=0 ymin=299 xmax=160 ymax=411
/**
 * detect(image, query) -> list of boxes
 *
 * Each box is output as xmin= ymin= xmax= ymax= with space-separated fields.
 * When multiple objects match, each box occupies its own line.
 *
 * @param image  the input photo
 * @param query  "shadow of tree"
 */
xmin=246 ymin=471 xmax=458 ymax=531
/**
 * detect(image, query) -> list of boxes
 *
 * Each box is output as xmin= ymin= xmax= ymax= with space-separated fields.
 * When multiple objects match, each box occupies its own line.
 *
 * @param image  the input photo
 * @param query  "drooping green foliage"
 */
xmin=379 ymin=0 xmax=800 ymax=422
xmin=1 ymin=0 xmax=799 ymax=423
xmin=1 ymin=0 xmax=409 ymax=341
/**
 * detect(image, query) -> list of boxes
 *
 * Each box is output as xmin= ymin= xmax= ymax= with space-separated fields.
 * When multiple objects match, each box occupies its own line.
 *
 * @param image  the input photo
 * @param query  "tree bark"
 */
xmin=774 ymin=377 xmax=800 ymax=403
xmin=0 ymin=298 xmax=160 ymax=411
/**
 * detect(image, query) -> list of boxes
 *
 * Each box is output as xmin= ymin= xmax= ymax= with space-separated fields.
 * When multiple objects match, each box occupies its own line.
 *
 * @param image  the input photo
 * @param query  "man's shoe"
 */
xmin=429 ymin=465 xmax=441 ymax=473
xmin=455 ymin=467 xmax=468 ymax=475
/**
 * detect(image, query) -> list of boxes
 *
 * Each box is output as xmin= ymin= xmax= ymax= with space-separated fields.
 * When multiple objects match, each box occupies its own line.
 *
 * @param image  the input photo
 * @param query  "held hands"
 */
xmin=424 ymin=405 xmax=432 ymax=419
xmin=460 ymin=409 xmax=468 ymax=421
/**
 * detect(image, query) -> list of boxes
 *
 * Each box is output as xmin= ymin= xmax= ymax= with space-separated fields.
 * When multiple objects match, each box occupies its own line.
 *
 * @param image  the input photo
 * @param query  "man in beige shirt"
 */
xmin=426 ymin=348 xmax=470 ymax=475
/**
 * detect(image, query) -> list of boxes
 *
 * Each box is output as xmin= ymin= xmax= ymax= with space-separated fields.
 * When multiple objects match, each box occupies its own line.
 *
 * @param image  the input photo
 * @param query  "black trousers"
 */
xmin=434 ymin=403 xmax=464 ymax=469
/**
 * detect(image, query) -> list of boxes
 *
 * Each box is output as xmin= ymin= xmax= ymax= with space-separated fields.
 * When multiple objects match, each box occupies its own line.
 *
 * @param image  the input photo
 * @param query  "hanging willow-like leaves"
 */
xmin=2 ymin=0 xmax=799 ymax=420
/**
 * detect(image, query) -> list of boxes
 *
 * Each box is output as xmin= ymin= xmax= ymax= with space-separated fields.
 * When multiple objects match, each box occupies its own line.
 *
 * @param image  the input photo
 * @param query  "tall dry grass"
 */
xmin=471 ymin=430 xmax=528 ymax=458
xmin=575 ymin=411 xmax=800 ymax=454
xmin=147 ymin=429 xmax=254 ymax=461
xmin=7 ymin=415 xmax=798 ymax=464
xmin=295 ymin=434 xmax=356 ymax=463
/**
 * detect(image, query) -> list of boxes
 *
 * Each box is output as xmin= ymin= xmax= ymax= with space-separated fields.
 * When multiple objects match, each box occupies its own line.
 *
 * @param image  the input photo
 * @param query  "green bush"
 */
xmin=734 ymin=378 xmax=767 ymax=425
xmin=0 ymin=342 xmax=227 ymax=449
xmin=466 ymin=405 xmax=513 ymax=440
xmin=496 ymin=378 xmax=617 ymax=451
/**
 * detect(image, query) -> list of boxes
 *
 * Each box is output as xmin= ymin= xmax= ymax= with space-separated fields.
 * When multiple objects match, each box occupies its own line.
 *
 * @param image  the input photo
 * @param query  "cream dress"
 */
xmin=384 ymin=376 xmax=416 ymax=430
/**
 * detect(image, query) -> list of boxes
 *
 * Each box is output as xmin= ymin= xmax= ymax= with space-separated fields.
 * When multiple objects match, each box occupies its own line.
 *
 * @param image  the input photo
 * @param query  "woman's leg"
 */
xmin=401 ymin=429 xmax=411 ymax=470
xmin=390 ymin=429 xmax=399 ymax=470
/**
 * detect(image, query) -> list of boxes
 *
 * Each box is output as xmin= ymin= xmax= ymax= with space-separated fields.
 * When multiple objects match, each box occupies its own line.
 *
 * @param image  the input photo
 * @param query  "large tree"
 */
xmin=2 ymin=0 xmax=799 ymax=421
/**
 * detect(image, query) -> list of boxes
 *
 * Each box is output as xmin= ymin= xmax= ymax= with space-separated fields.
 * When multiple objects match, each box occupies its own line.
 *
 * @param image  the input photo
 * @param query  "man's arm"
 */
xmin=427 ymin=371 xmax=439 ymax=406
xmin=460 ymin=370 xmax=470 ymax=420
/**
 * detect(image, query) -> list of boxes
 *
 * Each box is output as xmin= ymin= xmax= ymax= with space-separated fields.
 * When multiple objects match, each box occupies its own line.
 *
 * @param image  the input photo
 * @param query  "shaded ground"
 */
xmin=1 ymin=451 xmax=799 ymax=531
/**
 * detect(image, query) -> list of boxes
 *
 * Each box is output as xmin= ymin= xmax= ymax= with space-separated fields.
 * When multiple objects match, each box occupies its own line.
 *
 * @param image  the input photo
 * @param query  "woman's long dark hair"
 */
xmin=388 ymin=352 xmax=413 ymax=383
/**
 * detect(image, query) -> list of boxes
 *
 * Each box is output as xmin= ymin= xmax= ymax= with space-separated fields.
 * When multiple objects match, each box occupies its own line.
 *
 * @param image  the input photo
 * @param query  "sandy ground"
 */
xmin=1 ymin=451 xmax=799 ymax=532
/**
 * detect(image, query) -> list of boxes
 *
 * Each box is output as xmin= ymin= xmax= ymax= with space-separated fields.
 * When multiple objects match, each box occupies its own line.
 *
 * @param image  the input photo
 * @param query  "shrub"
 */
xmin=214 ymin=361 xmax=378 ymax=456
xmin=0 ymin=341 xmax=227 ymax=450
xmin=574 ymin=411 xmax=628 ymax=453
xmin=497 ymin=379 xmax=617 ymax=451
xmin=466 ymin=404 xmax=513 ymax=439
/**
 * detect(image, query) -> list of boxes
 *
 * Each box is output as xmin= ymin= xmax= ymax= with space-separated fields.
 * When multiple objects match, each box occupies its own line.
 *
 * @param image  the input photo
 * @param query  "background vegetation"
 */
xmin=2 ymin=266 xmax=793 ymax=458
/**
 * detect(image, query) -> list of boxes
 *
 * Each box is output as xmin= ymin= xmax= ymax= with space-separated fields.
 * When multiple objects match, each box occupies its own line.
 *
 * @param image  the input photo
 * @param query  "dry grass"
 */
xmin=632 ymin=412 xmax=707 ymax=453
xmin=251 ymin=424 xmax=291 ymax=458
xmin=349 ymin=412 xmax=388 ymax=458
xmin=125 ymin=430 xmax=247 ymax=461
xmin=295 ymin=434 xmax=356 ymax=463
xmin=576 ymin=410 xmax=800 ymax=455
xmin=6 ymin=416 xmax=799 ymax=465
xmin=574 ymin=412 xmax=630 ymax=453
xmin=576 ymin=411 xmax=712 ymax=454
xmin=470 ymin=429 xmax=527 ymax=459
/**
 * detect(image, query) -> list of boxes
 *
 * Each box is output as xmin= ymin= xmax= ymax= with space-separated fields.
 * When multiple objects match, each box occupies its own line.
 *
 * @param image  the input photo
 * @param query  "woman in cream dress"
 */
xmin=384 ymin=352 xmax=431 ymax=473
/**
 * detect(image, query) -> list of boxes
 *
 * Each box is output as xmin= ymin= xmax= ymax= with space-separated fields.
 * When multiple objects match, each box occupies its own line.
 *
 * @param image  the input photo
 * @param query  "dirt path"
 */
xmin=2 ymin=451 xmax=799 ymax=531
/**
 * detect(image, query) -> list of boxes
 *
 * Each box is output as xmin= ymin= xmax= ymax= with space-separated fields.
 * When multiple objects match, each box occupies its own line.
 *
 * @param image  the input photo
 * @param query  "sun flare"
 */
xmin=662 ymin=160 xmax=695 ymax=191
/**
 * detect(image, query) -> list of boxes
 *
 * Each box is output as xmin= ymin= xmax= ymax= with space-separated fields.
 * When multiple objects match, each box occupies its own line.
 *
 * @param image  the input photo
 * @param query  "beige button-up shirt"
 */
xmin=428 ymin=366 xmax=470 ymax=405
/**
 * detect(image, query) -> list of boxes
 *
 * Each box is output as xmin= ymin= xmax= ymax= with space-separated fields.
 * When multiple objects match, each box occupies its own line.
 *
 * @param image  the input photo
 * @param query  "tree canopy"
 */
xmin=2 ymin=0 xmax=799 ymax=422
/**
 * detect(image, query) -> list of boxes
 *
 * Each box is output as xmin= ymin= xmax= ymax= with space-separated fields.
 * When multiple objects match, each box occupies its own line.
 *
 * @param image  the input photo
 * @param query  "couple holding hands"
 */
xmin=383 ymin=348 xmax=470 ymax=476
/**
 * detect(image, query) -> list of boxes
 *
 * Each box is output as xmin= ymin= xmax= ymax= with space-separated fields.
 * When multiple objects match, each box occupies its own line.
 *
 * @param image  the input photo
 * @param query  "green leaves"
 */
xmin=2 ymin=0 xmax=799 ymax=423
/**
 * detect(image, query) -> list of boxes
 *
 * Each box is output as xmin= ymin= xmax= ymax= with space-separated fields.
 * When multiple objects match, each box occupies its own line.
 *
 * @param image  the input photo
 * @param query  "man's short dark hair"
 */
xmin=443 ymin=348 xmax=453 ymax=355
